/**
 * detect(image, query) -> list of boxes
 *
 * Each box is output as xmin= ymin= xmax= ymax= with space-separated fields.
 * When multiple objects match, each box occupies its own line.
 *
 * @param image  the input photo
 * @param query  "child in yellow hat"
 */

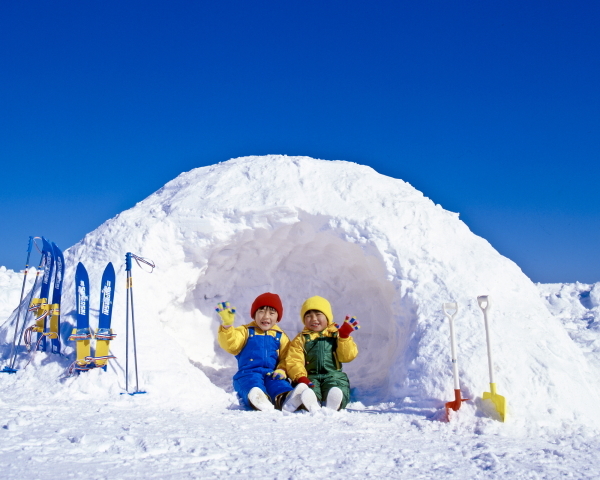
xmin=282 ymin=295 xmax=360 ymax=412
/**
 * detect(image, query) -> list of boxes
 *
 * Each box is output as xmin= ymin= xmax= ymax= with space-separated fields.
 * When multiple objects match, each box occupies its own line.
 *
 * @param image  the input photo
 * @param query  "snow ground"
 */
xmin=2 ymin=374 xmax=600 ymax=480
xmin=2 ymin=156 xmax=600 ymax=478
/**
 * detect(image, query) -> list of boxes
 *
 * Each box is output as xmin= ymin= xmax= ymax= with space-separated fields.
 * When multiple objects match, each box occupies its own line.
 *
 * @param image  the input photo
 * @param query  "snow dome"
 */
xmin=2 ymin=155 xmax=599 ymax=429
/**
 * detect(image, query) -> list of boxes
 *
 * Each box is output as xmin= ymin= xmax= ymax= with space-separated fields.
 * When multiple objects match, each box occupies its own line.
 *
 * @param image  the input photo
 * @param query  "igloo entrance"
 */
xmin=183 ymin=217 xmax=413 ymax=400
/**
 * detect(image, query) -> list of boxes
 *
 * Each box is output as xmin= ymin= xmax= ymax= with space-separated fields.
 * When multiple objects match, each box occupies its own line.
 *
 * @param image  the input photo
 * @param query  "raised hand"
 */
xmin=215 ymin=301 xmax=236 ymax=326
xmin=335 ymin=316 xmax=360 ymax=338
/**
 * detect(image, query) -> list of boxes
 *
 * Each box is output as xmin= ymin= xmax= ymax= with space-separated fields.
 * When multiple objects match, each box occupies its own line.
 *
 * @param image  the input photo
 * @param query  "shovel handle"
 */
xmin=478 ymin=295 xmax=495 ymax=384
xmin=443 ymin=302 xmax=458 ymax=317
xmin=442 ymin=302 xmax=460 ymax=390
xmin=477 ymin=295 xmax=490 ymax=311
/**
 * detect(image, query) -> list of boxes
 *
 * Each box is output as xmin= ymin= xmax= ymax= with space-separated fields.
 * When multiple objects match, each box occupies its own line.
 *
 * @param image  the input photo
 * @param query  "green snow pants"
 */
xmin=308 ymin=370 xmax=351 ymax=409
xmin=304 ymin=334 xmax=351 ymax=409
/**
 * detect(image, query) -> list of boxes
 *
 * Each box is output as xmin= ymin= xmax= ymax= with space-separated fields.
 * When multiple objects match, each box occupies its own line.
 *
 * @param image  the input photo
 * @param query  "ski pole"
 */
xmin=3 ymin=237 xmax=36 ymax=373
xmin=10 ymin=238 xmax=46 ymax=371
xmin=130 ymin=265 xmax=139 ymax=393
xmin=125 ymin=253 xmax=132 ymax=393
xmin=124 ymin=252 xmax=155 ymax=395
xmin=125 ymin=257 xmax=128 ymax=390
xmin=125 ymin=253 xmax=137 ymax=393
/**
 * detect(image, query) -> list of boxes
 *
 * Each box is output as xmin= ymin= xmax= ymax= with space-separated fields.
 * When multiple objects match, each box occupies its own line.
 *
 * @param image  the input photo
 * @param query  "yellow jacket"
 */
xmin=218 ymin=322 xmax=290 ymax=371
xmin=283 ymin=323 xmax=358 ymax=382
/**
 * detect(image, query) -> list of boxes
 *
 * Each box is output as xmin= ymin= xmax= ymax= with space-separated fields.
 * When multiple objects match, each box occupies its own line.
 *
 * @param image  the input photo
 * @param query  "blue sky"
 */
xmin=1 ymin=1 xmax=598 ymax=283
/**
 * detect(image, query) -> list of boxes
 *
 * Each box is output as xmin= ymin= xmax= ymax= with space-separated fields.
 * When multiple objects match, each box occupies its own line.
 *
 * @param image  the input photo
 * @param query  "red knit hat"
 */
xmin=250 ymin=292 xmax=283 ymax=322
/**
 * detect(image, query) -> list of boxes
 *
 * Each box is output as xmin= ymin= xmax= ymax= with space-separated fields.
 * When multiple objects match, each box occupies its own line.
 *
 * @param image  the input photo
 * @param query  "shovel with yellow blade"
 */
xmin=477 ymin=295 xmax=507 ymax=422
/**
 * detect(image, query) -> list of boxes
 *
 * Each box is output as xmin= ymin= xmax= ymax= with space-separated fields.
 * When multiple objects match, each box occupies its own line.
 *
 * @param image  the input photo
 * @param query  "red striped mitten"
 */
xmin=296 ymin=376 xmax=314 ymax=388
xmin=335 ymin=316 xmax=360 ymax=338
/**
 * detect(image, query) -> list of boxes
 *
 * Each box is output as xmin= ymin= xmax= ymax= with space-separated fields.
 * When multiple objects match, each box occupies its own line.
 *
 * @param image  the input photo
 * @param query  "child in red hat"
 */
xmin=216 ymin=292 xmax=306 ymax=411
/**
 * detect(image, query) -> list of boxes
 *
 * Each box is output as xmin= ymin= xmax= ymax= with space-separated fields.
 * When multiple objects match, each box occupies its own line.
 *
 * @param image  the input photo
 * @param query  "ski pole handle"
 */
xmin=126 ymin=252 xmax=155 ymax=273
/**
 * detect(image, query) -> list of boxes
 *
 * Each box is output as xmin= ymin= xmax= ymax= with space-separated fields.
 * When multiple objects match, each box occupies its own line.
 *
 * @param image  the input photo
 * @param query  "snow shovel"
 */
xmin=443 ymin=302 xmax=468 ymax=419
xmin=477 ymin=295 xmax=507 ymax=422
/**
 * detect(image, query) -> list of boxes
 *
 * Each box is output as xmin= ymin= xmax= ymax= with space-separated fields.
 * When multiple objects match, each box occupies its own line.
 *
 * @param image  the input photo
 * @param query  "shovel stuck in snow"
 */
xmin=443 ymin=302 xmax=469 ymax=420
xmin=477 ymin=295 xmax=507 ymax=422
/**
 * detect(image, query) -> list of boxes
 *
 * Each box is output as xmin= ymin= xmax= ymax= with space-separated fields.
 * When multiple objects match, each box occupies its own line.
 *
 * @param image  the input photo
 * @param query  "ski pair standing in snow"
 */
xmin=67 ymin=262 xmax=116 ymax=375
xmin=20 ymin=239 xmax=64 ymax=357
xmin=4 ymin=237 xmax=64 ymax=372
xmin=283 ymin=296 xmax=360 ymax=412
xmin=216 ymin=293 xmax=307 ymax=412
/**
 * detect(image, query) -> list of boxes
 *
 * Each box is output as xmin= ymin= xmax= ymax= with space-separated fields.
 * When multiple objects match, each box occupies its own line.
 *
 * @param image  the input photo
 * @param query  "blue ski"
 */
xmin=49 ymin=243 xmax=64 ymax=354
xmin=34 ymin=237 xmax=55 ymax=352
xmin=68 ymin=263 xmax=92 ymax=368
xmin=94 ymin=262 xmax=116 ymax=370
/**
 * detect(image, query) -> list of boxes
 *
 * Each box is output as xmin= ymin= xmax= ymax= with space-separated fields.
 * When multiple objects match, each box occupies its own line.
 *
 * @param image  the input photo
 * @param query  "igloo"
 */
xmin=3 ymin=155 xmax=599 ymax=427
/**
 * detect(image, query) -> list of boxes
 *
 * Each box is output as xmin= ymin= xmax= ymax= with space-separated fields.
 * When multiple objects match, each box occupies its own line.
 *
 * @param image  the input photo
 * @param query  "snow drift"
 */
xmin=2 ymin=155 xmax=599 ymax=429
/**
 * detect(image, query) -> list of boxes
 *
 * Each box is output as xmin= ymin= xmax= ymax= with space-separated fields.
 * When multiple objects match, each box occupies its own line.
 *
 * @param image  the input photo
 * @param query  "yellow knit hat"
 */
xmin=300 ymin=296 xmax=334 ymax=325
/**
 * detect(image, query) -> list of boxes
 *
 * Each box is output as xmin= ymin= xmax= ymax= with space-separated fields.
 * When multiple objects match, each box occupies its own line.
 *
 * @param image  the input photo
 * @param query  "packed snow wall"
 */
xmin=2 ymin=155 xmax=599 ymax=427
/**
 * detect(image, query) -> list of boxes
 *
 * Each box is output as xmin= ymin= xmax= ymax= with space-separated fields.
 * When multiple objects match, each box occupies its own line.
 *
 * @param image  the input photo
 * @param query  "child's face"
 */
xmin=303 ymin=310 xmax=328 ymax=332
xmin=254 ymin=306 xmax=279 ymax=331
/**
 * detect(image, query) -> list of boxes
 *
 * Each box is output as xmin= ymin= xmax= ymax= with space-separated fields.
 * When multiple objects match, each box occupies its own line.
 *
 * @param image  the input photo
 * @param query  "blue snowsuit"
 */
xmin=220 ymin=324 xmax=293 ymax=409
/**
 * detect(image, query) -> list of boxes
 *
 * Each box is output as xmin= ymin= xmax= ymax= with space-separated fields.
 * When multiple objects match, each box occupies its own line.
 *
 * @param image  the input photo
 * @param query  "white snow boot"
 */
xmin=325 ymin=387 xmax=343 ymax=411
xmin=300 ymin=387 xmax=321 ymax=413
xmin=247 ymin=387 xmax=275 ymax=411
xmin=282 ymin=383 xmax=309 ymax=413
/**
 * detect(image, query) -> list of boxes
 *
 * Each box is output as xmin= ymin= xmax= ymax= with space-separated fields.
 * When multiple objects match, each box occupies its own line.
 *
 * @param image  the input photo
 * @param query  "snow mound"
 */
xmin=538 ymin=282 xmax=600 ymax=370
xmin=0 ymin=266 xmax=37 ymax=322
xmin=2 ymin=155 xmax=599 ymax=429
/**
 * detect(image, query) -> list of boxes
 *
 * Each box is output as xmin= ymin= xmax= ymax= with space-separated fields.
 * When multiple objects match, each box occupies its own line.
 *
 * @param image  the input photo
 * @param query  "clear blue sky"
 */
xmin=1 ymin=1 xmax=598 ymax=283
